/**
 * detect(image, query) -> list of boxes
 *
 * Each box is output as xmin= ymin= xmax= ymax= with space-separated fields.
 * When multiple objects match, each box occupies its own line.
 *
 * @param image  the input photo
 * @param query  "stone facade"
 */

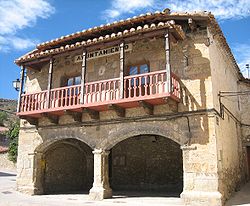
xmin=15 ymin=11 xmax=250 ymax=206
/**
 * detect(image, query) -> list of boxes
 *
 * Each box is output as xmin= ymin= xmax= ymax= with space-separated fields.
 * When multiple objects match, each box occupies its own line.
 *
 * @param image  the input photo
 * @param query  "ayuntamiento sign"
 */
xmin=74 ymin=44 xmax=132 ymax=63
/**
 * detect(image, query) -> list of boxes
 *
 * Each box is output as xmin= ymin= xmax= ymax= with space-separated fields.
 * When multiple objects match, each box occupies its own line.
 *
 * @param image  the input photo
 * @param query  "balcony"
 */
xmin=18 ymin=70 xmax=181 ymax=118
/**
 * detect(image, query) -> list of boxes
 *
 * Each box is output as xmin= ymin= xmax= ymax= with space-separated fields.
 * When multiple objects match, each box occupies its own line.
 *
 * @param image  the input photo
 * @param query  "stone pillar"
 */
xmin=89 ymin=149 xmax=112 ymax=200
xmin=33 ymin=152 xmax=45 ymax=194
xmin=180 ymin=144 xmax=222 ymax=206
xmin=16 ymin=152 xmax=36 ymax=194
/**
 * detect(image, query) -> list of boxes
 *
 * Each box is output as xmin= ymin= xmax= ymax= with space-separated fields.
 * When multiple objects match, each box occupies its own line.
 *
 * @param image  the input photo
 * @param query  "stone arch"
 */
xmin=100 ymin=123 xmax=188 ymax=150
xmin=109 ymin=134 xmax=184 ymax=194
xmin=33 ymin=137 xmax=94 ymax=194
xmin=35 ymin=128 xmax=95 ymax=153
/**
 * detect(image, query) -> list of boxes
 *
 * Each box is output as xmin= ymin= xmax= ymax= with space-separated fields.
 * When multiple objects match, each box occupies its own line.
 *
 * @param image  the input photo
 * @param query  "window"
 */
xmin=128 ymin=64 xmax=149 ymax=76
xmin=128 ymin=63 xmax=149 ymax=86
xmin=67 ymin=76 xmax=81 ymax=86
xmin=66 ymin=75 xmax=81 ymax=97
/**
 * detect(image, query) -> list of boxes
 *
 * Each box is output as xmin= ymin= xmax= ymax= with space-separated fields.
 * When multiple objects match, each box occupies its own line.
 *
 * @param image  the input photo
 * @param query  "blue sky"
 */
xmin=0 ymin=0 xmax=250 ymax=100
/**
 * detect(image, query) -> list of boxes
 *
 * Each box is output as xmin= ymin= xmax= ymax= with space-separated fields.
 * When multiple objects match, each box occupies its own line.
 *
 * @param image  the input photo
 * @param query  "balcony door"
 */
xmin=63 ymin=75 xmax=81 ymax=106
xmin=126 ymin=64 xmax=149 ymax=98
xmin=67 ymin=76 xmax=81 ymax=87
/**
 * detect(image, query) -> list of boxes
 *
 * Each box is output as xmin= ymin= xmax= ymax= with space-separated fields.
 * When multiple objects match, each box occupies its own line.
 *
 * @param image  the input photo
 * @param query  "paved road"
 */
xmin=0 ymin=170 xmax=184 ymax=206
xmin=225 ymin=181 xmax=250 ymax=206
xmin=1 ymin=169 xmax=250 ymax=206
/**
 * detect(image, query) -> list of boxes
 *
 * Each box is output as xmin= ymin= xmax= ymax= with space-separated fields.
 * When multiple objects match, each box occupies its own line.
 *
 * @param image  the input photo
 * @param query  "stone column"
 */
xmin=89 ymin=149 xmax=112 ymax=200
xmin=180 ymin=144 xmax=222 ymax=206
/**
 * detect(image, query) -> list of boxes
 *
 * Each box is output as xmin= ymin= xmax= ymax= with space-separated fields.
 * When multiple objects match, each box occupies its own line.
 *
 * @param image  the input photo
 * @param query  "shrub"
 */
xmin=6 ymin=121 xmax=20 ymax=163
xmin=0 ymin=111 xmax=7 ymax=126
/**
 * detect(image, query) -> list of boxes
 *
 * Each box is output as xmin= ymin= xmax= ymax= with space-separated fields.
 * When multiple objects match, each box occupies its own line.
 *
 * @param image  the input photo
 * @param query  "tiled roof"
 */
xmin=35 ymin=10 xmax=206 ymax=50
xmin=15 ymin=20 xmax=184 ymax=64
xmin=14 ymin=8 xmax=242 ymax=79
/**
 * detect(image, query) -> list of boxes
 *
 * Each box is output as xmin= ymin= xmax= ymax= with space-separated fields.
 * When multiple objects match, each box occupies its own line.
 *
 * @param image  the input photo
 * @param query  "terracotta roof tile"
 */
xmin=15 ymin=20 xmax=183 ymax=64
xmin=14 ymin=8 xmax=242 ymax=80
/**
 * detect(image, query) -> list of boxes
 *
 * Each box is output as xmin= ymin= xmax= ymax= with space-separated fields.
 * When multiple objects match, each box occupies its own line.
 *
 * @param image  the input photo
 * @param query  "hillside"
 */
xmin=0 ymin=98 xmax=18 ymax=127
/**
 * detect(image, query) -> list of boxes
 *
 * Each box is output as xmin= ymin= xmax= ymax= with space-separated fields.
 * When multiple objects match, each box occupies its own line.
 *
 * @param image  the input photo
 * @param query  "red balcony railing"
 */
xmin=84 ymin=78 xmax=120 ymax=104
xmin=18 ymin=70 xmax=181 ymax=115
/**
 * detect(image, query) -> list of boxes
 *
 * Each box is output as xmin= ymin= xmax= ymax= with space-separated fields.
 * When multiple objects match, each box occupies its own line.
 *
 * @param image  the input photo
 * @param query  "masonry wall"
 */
xmin=17 ymin=27 xmax=231 ymax=205
xmin=208 ymin=28 xmax=245 ymax=202
xmin=110 ymin=135 xmax=183 ymax=192
xmin=238 ymin=81 xmax=250 ymax=180
xmin=25 ymin=34 xmax=213 ymax=114
xmin=43 ymin=139 xmax=93 ymax=194
xmin=0 ymin=152 xmax=16 ymax=171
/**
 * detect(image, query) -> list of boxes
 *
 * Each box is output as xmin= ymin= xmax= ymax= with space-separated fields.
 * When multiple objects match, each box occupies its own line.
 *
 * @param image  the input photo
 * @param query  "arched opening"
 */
xmin=42 ymin=138 xmax=93 ymax=194
xmin=109 ymin=135 xmax=183 ymax=196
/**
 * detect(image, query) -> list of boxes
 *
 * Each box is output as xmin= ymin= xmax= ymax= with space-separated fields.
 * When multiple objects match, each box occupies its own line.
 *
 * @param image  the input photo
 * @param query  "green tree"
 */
xmin=6 ymin=121 xmax=20 ymax=163
xmin=0 ymin=111 xmax=7 ymax=126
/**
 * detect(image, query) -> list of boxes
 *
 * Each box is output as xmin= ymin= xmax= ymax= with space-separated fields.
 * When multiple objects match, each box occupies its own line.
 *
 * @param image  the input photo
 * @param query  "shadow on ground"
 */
xmin=112 ymin=191 xmax=180 ymax=199
xmin=0 ymin=172 xmax=16 ymax=177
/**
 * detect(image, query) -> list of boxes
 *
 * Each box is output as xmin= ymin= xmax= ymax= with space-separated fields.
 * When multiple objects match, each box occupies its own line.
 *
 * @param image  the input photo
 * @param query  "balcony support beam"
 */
xmin=139 ymin=100 xmax=154 ymax=115
xmin=84 ymin=108 xmax=100 ymax=120
xmin=119 ymin=41 xmax=125 ymax=99
xmin=165 ymin=29 xmax=172 ymax=94
xmin=80 ymin=49 xmax=87 ymax=104
xmin=46 ymin=58 xmax=54 ymax=109
xmin=20 ymin=116 xmax=38 ymax=126
xmin=64 ymin=110 xmax=82 ymax=122
xmin=42 ymin=113 xmax=58 ymax=124
xmin=17 ymin=65 xmax=25 ymax=113
xmin=108 ymin=104 xmax=125 ymax=117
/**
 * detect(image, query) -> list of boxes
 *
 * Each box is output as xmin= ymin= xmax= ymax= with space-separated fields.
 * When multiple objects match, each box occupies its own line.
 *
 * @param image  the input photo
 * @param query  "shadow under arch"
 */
xmin=35 ymin=135 xmax=94 ymax=154
xmin=33 ymin=138 xmax=93 ymax=195
xmin=109 ymin=134 xmax=183 ymax=197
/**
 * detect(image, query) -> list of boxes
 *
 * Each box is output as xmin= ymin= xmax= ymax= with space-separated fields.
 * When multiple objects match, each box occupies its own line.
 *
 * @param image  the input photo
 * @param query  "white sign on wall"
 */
xmin=74 ymin=43 xmax=132 ymax=63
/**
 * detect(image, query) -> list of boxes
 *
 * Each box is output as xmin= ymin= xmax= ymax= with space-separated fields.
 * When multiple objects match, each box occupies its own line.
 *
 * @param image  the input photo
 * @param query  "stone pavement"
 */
xmin=225 ymin=181 xmax=250 ymax=206
xmin=0 ymin=169 xmax=184 ymax=206
xmin=1 ymin=169 xmax=250 ymax=206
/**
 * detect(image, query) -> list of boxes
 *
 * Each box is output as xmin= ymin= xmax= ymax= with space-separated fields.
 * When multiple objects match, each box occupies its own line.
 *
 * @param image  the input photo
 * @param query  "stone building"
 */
xmin=14 ymin=9 xmax=250 ymax=206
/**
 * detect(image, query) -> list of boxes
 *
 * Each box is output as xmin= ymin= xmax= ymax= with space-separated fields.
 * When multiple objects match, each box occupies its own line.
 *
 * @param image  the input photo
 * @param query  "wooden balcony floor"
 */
xmin=18 ymin=93 xmax=178 ymax=118
xmin=18 ymin=70 xmax=181 ymax=119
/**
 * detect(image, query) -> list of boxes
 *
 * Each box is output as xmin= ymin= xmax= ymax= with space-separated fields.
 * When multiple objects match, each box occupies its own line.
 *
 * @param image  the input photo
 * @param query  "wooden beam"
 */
xmin=83 ymin=108 xmax=99 ymax=120
xmin=188 ymin=18 xmax=197 ymax=31
xmin=46 ymin=58 xmax=54 ymax=109
xmin=139 ymin=100 xmax=154 ymax=115
xmin=42 ymin=113 xmax=59 ymax=124
xmin=119 ymin=41 xmax=125 ymax=99
xmin=17 ymin=65 xmax=25 ymax=113
xmin=80 ymin=49 xmax=87 ymax=104
xmin=18 ymin=28 xmax=179 ymax=66
xmin=20 ymin=116 xmax=38 ymax=126
xmin=165 ymin=30 xmax=172 ymax=94
xmin=108 ymin=104 xmax=125 ymax=117
xmin=64 ymin=110 xmax=82 ymax=122
xmin=164 ymin=97 xmax=178 ymax=112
